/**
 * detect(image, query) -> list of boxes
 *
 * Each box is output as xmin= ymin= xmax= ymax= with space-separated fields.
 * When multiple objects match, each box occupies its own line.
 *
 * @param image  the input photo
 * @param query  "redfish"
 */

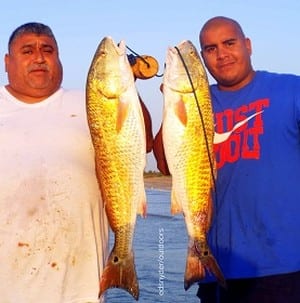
xmin=86 ymin=36 xmax=147 ymax=300
xmin=162 ymin=40 xmax=226 ymax=290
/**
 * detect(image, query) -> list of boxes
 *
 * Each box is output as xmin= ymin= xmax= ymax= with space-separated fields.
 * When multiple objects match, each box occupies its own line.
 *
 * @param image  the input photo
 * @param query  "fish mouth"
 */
xmin=116 ymin=39 xmax=126 ymax=55
xmin=102 ymin=36 xmax=126 ymax=56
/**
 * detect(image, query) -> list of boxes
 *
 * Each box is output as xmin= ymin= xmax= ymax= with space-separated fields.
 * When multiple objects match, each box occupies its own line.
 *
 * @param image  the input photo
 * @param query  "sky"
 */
xmin=1 ymin=0 xmax=300 ymax=171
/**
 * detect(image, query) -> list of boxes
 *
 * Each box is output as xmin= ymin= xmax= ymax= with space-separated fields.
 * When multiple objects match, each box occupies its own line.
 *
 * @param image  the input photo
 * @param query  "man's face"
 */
xmin=5 ymin=33 xmax=63 ymax=102
xmin=200 ymin=21 xmax=253 ymax=91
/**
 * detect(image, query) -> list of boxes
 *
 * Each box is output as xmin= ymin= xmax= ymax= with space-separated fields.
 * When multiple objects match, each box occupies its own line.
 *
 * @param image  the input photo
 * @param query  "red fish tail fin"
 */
xmin=184 ymin=238 xmax=226 ymax=291
xmin=184 ymin=249 xmax=205 ymax=290
xmin=99 ymin=249 xmax=139 ymax=300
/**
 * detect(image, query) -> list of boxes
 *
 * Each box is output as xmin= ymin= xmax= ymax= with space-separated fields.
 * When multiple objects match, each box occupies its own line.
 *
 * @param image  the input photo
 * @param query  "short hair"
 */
xmin=8 ymin=22 xmax=58 ymax=51
xmin=200 ymin=16 xmax=246 ymax=49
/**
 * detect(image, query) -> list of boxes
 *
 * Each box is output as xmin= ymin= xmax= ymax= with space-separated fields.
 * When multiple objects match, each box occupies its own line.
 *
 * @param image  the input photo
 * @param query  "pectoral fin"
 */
xmin=116 ymin=99 xmax=129 ymax=133
xmin=174 ymin=98 xmax=187 ymax=126
xmin=170 ymin=188 xmax=183 ymax=215
xmin=137 ymin=190 xmax=147 ymax=218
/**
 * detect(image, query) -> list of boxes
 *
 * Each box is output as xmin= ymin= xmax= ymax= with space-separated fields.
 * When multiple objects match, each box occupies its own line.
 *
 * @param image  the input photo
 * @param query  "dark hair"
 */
xmin=8 ymin=22 xmax=58 ymax=51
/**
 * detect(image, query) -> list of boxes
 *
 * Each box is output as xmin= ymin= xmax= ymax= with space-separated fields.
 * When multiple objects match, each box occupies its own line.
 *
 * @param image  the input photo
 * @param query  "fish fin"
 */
xmin=99 ymin=248 xmax=139 ymax=300
xmin=184 ymin=238 xmax=226 ymax=291
xmin=174 ymin=98 xmax=187 ymax=126
xmin=206 ymin=194 xmax=213 ymax=231
xmin=170 ymin=188 xmax=182 ymax=215
xmin=137 ymin=191 xmax=147 ymax=218
xmin=184 ymin=248 xmax=205 ymax=291
xmin=116 ymin=99 xmax=129 ymax=133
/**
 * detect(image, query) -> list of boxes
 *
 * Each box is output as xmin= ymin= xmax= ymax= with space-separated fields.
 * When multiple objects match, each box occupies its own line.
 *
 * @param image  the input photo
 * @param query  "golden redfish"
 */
xmin=162 ymin=40 xmax=225 ymax=290
xmin=86 ymin=36 xmax=147 ymax=300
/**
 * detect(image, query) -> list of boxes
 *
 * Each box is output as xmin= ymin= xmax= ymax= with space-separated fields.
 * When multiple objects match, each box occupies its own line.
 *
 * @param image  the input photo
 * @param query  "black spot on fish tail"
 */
xmin=99 ymin=248 xmax=139 ymax=300
xmin=184 ymin=238 xmax=226 ymax=291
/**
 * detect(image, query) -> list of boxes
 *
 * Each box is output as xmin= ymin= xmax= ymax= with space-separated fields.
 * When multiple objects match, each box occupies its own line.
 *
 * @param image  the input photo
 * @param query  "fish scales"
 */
xmin=86 ymin=36 xmax=147 ymax=301
xmin=162 ymin=40 xmax=226 ymax=290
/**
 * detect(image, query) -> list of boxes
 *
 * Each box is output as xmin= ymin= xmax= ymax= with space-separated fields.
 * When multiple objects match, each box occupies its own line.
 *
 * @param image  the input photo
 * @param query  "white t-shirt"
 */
xmin=0 ymin=87 xmax=109 ymax=303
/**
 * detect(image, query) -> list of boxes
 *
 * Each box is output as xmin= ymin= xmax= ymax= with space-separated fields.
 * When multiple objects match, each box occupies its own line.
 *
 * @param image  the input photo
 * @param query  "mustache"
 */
xmin=28 ymin=64 xmax=49 ymax=72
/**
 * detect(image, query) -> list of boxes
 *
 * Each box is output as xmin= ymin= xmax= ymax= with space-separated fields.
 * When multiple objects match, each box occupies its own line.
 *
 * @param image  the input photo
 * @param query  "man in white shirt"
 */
xmin=0 ymin=22 xmax=109 ymax=303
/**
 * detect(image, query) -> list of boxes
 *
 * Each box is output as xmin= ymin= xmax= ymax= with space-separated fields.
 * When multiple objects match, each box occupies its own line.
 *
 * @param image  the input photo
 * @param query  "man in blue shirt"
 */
xmin=197 ymin=16 xmax=300 ymax=303
xmin=154 ymin=16 xmax=300 ymax=303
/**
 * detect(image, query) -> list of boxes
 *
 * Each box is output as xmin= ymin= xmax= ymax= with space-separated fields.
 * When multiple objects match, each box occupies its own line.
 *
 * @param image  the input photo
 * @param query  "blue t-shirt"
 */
xmin=207 ymin=70 xmax=300 ymax=281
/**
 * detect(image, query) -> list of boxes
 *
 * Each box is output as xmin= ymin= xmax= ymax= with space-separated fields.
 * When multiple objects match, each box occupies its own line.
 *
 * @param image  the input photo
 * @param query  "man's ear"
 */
xmin=245 ymin=38 xmax=252 ymax=56
xmin=4 ymin=53 xmax=9 ymax=73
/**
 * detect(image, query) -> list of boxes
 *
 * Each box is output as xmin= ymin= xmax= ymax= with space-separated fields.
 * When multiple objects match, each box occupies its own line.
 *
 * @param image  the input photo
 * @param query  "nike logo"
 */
xmin=214 ymin=110 xmax=263 ymax=144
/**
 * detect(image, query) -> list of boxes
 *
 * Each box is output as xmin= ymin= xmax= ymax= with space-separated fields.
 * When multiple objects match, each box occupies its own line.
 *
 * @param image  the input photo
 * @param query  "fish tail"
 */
xmin=99 ymin=249 xmax=139 ymax=300
xmin=184 ymin=238 xmax=226 ymax=291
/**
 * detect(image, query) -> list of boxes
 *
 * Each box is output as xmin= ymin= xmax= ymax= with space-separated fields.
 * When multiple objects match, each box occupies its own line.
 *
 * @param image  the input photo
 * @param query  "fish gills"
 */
xmin=162 ymin=40 xmax=226 ymax=290
xmin=86 ymin=36 xmax=147 ymax=301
